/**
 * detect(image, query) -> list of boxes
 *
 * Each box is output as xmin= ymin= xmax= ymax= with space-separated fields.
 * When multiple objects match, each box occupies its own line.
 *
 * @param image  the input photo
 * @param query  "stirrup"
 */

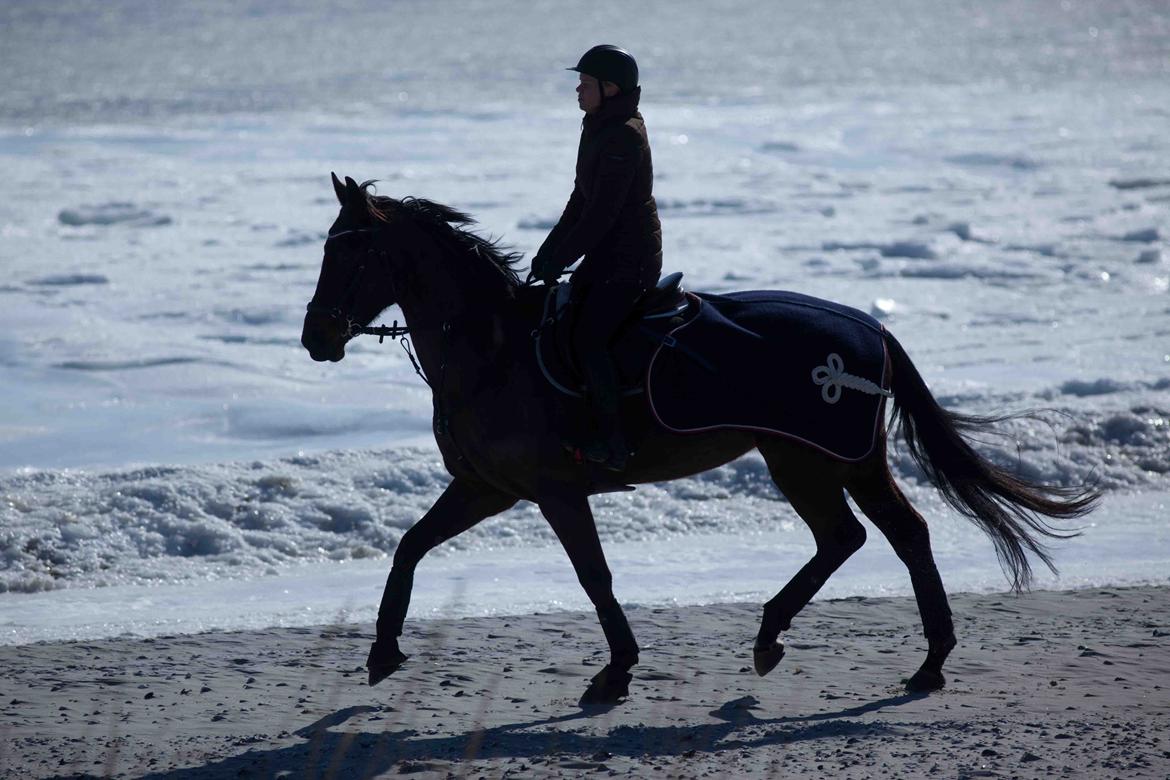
xmin=582 ymin=435 xmax=630 ymax=472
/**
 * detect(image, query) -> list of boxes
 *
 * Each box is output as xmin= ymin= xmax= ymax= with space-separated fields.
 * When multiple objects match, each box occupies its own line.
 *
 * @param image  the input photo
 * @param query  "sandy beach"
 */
xmin=3 ymin=585 xmax=1168 ymax=778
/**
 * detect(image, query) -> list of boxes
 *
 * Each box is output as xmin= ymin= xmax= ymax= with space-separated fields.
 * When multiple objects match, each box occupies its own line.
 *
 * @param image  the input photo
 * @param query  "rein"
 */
xmin=357 ymin=320 xmax=411 ymax=342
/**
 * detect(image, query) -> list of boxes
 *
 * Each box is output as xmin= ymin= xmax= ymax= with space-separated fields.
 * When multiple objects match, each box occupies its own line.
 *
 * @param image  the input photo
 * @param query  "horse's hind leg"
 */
xmin=846 ymin=457 xmax=956 ymax=692
xmin=754 ymin=438 xmax=867 ymax=676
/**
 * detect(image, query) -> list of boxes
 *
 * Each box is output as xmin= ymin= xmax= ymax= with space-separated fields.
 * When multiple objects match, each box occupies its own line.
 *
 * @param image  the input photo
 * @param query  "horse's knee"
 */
xmin=818 ymin=517 xmax=866 ymax=558
xmin=392 ymin=527 xmax=442 ymax=569
xmin=840 ymin=520 xmax=867 ymax=554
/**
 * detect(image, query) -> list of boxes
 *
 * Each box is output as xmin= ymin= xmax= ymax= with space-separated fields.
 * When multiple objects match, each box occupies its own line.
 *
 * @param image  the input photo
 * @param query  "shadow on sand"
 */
xmin=109 ymin=691 xmax=928 ymax=779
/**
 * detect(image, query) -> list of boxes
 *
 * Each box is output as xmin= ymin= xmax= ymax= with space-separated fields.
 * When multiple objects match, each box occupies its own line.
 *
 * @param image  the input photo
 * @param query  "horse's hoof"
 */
xmin=578 ymin=665 xmax=632 ymax=706
xmin=753 ymin=640 xmax=785 ymax=676
xmin=906 ymin=667 xmax=945 ymax=692
xmin=367 ymin=645 xmax=408 ymax=687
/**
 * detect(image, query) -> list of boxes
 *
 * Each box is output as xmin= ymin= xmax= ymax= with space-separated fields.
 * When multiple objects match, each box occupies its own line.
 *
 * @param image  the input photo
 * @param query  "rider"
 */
xmin=531 ymin=44 xmax=663 ymax=471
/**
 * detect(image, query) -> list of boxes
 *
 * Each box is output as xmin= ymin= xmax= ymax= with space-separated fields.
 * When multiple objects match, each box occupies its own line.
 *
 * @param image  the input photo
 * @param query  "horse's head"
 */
xmin=301 ymin=174 xmax=398 ymax=362
xmin=303 ymin=175 xmax=524 ymax=362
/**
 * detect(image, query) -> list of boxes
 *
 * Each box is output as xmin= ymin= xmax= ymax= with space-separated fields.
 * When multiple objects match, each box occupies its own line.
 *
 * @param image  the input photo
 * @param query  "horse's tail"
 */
xmin=884 ymin=332 xmax=1099 ymax=592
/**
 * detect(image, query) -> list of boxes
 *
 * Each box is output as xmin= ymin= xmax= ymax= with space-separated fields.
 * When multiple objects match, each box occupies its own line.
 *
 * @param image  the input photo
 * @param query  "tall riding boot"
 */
xmin=581 ymin=351 xmax=629 ymax=471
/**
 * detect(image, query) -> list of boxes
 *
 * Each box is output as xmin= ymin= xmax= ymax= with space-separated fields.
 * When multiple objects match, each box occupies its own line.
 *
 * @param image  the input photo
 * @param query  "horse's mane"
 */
xmin=361 ymin=182 xmax=523 ymax=289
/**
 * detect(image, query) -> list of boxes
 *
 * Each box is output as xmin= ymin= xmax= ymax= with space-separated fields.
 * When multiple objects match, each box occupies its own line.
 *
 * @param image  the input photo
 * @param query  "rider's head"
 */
xmin=568 ymin=45 xmax=638 ymax=114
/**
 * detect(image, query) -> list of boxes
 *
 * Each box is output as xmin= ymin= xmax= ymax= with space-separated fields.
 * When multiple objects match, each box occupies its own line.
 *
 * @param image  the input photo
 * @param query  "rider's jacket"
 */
xmin=536 ymin=87 xmax=662 ymax=289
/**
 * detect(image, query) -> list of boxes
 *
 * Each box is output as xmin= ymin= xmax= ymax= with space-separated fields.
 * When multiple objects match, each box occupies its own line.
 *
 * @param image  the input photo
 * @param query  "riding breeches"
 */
xmin=572 ymin=274 xmax=646 ymax=410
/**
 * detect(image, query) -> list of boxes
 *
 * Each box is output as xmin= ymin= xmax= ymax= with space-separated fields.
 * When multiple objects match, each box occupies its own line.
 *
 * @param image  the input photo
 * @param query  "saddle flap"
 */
xmin=534 ymin=273 xmax=697 ymax=399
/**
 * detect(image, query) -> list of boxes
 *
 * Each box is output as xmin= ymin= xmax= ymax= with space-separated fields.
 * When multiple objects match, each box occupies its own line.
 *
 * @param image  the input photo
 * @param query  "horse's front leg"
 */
xmin=368 ymin=478 xmax=517 ymax=686
xmin=538 ymin=490 xmax=639 ymax=705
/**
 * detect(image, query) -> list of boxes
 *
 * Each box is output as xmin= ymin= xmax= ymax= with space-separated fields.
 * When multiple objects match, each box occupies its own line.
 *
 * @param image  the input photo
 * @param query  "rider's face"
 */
xmin=576 ymin=74 xmax=606 ymax=114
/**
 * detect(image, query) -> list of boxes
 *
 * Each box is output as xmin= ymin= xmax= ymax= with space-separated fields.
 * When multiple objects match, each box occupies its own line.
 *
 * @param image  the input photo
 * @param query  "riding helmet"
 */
xmin=567 ymin=45 xmax=639 ymax=93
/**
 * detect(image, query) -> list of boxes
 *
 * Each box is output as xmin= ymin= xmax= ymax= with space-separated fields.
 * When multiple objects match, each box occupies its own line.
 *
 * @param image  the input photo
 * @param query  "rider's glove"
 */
xmin=531 ymin=253 xmax=561 ymax=285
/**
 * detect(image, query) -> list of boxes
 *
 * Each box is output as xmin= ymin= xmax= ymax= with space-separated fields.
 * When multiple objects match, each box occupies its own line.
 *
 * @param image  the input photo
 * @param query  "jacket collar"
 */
xmin=584 ymin=86 xmax=641 ymax=130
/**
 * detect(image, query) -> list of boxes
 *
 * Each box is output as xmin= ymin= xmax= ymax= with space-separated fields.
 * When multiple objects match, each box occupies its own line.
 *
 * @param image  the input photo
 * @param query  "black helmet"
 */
xmin=567 ymin=45 xmax=638 ymax=93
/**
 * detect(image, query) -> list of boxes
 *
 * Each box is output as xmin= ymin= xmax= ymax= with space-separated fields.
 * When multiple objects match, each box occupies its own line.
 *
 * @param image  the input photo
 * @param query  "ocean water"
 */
xmin=1 ymin=0 xmax=1168 ymax=643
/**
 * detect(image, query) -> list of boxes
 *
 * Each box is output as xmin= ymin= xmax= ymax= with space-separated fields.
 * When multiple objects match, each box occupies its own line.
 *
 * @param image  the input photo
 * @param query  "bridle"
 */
xmin=305 ymin=227 xmax=410 ymax=341
xmin=304 ymin=224 xmax=456 ymax=439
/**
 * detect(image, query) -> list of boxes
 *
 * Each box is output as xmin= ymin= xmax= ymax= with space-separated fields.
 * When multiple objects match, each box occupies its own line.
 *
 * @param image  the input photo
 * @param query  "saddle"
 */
xmin=533 ymin=271 xmax=698 ymax=398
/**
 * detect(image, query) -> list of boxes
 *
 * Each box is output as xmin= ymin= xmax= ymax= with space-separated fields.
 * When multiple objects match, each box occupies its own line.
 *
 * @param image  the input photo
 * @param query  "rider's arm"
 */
xmin=545 ymin=125 xmax=641 ymax=273
xmin=534 ymin=187 xmax=584 ymax=264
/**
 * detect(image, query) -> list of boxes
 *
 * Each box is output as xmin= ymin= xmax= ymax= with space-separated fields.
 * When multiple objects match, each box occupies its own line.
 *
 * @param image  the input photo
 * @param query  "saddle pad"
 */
xmin=645 ymin=290 xmax=891 ymax=462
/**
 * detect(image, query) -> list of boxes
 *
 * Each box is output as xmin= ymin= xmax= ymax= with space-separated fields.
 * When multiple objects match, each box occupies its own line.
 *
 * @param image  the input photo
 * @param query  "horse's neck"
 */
xmin=396 ymin=283 xmax=526 ymax=392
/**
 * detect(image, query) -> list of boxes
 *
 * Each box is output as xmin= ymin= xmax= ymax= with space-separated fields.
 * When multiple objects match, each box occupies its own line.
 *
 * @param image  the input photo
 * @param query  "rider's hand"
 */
xmin=531 ymin=253 xmax=560 ymax=285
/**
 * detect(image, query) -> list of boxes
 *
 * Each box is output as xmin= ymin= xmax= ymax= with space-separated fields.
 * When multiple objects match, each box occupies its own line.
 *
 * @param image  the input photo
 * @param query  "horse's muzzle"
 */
xmin=306 ymin=346 xmax=345 ymax=363
xmin=301 ymin=313 xmax=347 ymax=362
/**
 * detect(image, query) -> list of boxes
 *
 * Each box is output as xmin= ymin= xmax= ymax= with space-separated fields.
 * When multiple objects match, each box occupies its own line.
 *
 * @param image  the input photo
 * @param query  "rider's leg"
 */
xmin=579 ymin=348 xmax=624 ymax=465
xmin=572 ymin=276 xmax=645 ymax=470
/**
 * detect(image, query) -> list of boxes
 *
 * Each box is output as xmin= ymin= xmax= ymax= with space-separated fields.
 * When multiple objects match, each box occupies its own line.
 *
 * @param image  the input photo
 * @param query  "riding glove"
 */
xmin=531 ymin=253 xmax=562 ymax=285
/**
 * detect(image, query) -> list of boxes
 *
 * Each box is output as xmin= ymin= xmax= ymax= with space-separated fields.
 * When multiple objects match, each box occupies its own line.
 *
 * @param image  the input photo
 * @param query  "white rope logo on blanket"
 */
xmin=811 ymin=353 xmax=893 ymax=404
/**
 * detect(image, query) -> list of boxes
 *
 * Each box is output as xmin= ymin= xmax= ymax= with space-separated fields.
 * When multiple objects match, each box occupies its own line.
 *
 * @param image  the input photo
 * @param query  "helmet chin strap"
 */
xmin=597 ymin=80 xmax=619 ymax=111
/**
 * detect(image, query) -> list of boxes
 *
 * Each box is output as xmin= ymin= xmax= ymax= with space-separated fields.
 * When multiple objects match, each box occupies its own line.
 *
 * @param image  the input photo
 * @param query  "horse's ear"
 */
xmin=331 ymin=172 xmax=346 ymax=205
xmin=344 ymin=176 xmax=364 ymax=206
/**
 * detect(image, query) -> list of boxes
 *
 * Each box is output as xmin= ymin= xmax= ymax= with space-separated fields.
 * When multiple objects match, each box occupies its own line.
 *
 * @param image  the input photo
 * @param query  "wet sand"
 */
xmin=3 ymin=586 xmax=1168 ymax=778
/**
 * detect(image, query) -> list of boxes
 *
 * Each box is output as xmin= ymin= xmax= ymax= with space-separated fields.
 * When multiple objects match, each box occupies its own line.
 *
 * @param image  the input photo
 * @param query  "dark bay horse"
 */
xmin=301 ymin=174 xmax=1097 ymax=704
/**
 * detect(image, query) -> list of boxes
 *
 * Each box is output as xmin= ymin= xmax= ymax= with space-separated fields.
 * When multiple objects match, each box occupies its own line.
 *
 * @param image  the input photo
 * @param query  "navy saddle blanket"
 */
xmin=646 ymin=290 xmax=892 ymax=462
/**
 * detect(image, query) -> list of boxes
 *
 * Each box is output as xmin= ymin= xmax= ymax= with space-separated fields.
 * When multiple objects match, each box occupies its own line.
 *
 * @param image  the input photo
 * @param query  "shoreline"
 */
xmin=3 ymin=585 xmax=1168 ymax=778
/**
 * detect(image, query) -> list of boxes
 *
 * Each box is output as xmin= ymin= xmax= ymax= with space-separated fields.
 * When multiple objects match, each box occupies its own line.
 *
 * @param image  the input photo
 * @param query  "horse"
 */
xmin=301 ymin=174 xmax=1097 ymax=704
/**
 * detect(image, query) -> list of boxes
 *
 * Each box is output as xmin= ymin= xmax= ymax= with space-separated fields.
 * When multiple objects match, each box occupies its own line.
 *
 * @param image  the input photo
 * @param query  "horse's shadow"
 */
xmin=122 ymin=692 xmax=927 ymax=779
